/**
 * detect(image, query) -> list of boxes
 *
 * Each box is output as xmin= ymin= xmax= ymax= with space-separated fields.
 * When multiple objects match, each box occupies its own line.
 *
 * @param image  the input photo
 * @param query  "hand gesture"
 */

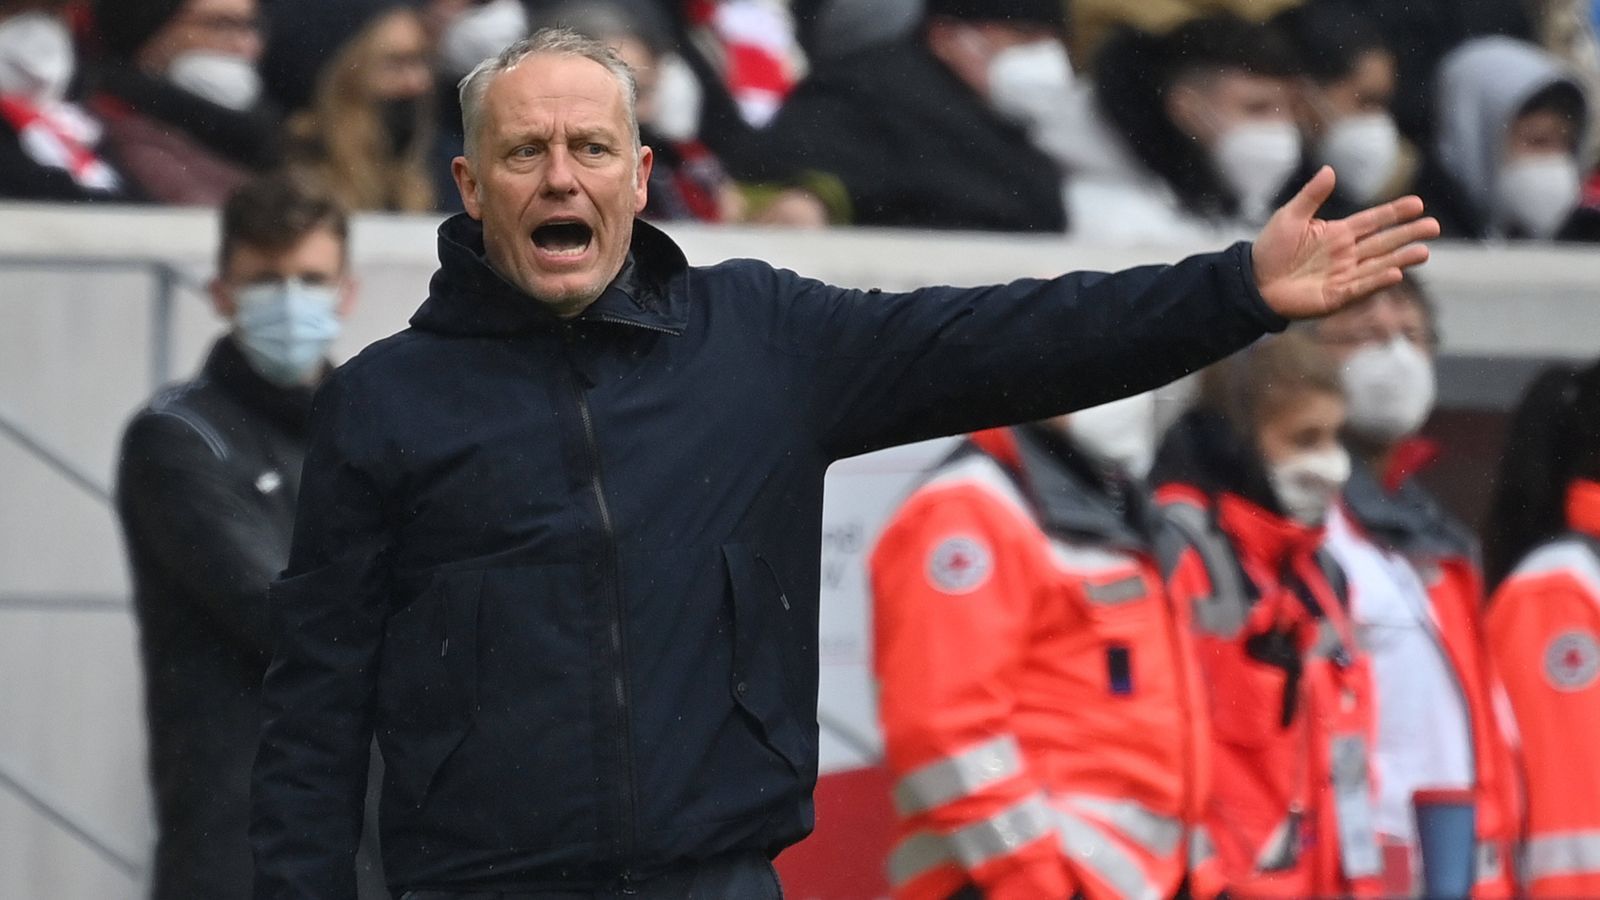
xmin=1252 ymin=166 xmax=1440 ymax=320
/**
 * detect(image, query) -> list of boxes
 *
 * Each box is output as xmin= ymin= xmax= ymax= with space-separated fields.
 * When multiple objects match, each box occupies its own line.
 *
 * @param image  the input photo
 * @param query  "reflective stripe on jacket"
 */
xmin=871 ymin=427 xmax=1211 ymax=900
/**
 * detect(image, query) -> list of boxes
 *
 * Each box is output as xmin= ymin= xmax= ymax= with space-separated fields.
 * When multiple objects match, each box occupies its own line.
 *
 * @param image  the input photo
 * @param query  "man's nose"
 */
xmin=541 ymin=147 xmax=579 ymax=196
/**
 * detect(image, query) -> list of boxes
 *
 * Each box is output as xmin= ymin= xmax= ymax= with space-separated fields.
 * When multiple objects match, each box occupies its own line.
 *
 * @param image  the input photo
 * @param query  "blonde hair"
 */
xmin=1200 ymin=331 xmax=1344 ymax=431
xmin=286 ymin=8 xmax=435 ymax=213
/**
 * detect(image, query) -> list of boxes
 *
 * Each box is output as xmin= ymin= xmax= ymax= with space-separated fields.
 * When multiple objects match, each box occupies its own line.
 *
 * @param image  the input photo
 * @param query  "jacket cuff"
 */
xmin=1232 ymin=242 xmax=1290 ymax=334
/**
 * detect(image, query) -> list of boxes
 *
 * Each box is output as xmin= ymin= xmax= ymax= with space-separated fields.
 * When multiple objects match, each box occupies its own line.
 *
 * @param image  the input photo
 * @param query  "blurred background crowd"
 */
xmin=1 ymin=0 xmax=1599 ymax=242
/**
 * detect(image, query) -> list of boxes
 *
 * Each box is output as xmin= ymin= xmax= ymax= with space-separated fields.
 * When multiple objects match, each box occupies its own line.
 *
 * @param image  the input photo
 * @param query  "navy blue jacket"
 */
xmin=250 ymin=213 xmax=1286 ymax=897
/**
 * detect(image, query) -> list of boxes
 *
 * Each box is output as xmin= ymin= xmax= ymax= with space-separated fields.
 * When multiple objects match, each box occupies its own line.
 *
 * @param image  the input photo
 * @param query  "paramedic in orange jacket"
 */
xmin=1309 ymin=276 xmax=1519 ymax=896
xmin=870 ymin=395 xmax=1215 ymax=900
xmin=1485 ymin=360 xmax=1600 ymax=896
xmin=1151 ymin=333 xmax=1383 ymax=898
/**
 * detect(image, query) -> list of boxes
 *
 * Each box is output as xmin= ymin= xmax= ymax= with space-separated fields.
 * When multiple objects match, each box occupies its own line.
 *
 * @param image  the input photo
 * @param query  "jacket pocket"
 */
xmin=723 ymin=542 xmax=814 ymax=777
xmin=376 ymin=569 xmax=481 ymax=804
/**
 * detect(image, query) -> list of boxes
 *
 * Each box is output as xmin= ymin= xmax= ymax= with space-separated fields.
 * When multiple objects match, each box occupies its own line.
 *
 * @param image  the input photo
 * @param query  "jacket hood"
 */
xmin=1150 ymin=407 xmax=1282 ymax=516
xmin=1434 ymin=37 xmax=1588 ymax=219
xmin=410 ymin=213 xmax=691 ymax=338
xmin=1011 ymin=424 xmax=1155 ymax=549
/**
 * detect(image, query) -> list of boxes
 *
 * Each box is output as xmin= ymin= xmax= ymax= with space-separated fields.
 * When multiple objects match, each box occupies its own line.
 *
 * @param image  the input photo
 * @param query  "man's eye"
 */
xmin=583 ymin=143 xmax=608 ymax=156
xmin=512 ymin=146 xmax=539 ymax=158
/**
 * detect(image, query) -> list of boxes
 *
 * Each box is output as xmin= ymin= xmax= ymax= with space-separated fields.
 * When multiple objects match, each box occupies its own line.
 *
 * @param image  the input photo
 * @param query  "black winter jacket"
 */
xmin=117 ymin=338 xmax=388 ymax=900
xmin=250 ymin=214 xmax=1286 ymax=897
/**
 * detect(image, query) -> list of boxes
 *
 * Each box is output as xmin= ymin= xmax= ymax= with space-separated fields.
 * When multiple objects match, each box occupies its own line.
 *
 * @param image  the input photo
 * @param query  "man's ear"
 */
xmin=453 ymin=156 xmax=483 ymax=219
xmin=208 ymin=277 xmax=236 ymax=321
xmin=633 ymin=144 xmax=654 ymax=215
xmin=336 ymin=275 xmax=360 ymax=318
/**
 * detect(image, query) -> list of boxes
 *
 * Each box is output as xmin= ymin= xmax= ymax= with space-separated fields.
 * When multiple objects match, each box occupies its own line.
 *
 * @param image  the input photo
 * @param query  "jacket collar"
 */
xmin=1150 ymin=408 xmax=1282 ymax=515
xmin=975 ymin=425 xmax=1151 ymax=549
xmin=1341 ymin=458 xmax=1475 ymax=559
xmin=410 ymin=213 xmax=690 ymax=338
xmin=206 ymin=335 xmax=317 ymax=436
xmin=1217 ymin=491 xmax=1325 ymax=571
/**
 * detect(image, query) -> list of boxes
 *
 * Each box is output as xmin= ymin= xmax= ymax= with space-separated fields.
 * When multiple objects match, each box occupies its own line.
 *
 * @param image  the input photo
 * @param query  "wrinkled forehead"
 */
xmin=482 ymin=54 xmax=630 ymax=139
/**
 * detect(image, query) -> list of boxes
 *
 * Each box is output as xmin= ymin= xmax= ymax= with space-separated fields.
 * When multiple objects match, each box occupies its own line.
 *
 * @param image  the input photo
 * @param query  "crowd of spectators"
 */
xmin=1 ymin=0 xmax=1597 ymax=238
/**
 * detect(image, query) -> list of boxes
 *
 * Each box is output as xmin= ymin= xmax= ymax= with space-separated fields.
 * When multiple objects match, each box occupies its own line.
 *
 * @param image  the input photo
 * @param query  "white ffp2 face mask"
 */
xmin=1066 ymin=391 xmax=1157 ymax=478
xmin=0 ymin=12 xmax=75 ymax=102
xmin=1495 ymin=154 xmax=1582 ymax=239
xmin=1341 ymin=336 xmax=1436 ymax=442
xmin=647 ymin=53 xmax=704 ymax=144
xmin=1318 ymin=112 xmax=1400 ymax=206
xmin=1213 ymin=120 xmax=1303 ymax=222
xmin=987 ymin=39 xmax=1073 ymax=127
xmin=1269 ymin=445 xmax=1351 ymax=525
xmin=167 ymin=51 xmax=262 ymax=111
xmin=439 ymin=0 xmax=528 ymax=79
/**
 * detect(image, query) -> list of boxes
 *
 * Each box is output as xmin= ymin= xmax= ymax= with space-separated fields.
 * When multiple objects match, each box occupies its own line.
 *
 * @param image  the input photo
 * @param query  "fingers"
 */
xmin=1337 ymin=243 xmax=1431 ymax=304
xmin=1353 ymin=216 xmax=1440 ymax=262
xmin=1282 ymin=165 xmax=1337 ymax=220
xmin=1340 ymin=194 xmax=1427 ymax=240
xmin=1338 ymin=267 xmax=1406 ymax=303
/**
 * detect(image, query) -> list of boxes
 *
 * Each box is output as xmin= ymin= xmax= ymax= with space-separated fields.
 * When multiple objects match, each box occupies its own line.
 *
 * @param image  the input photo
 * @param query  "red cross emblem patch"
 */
xmin=1544 ymin=630 xmax=1600 ymax=691
xmin=926 ymin=535 xmax=993 ymax=595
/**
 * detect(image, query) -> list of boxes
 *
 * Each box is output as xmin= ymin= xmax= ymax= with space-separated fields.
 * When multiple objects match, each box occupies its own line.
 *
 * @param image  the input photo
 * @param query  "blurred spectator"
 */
xmin=1418 ymin=36 xmax=1600 ymax=241
xmin=753 ymin=0 xmax=1069 ymax=231
xmin=1308 ymin=277 xmax=1521 ymax=895
xmin=1152 ymin=332 xmax=1383 ymax=897
xmin=1529 ymin=0 xmax=1600 ymax=165
xmin=791 ymin=0 xmax=920 ymax=63
xmin=870 ymin=399 xmax=1219 ymax=899
xmin=1085 ymin=15 xmax=1300 ymax=240
xmin=262 ymin=0 xmax=437 ymax=212
xmin=84 ymin=0 xmax=280 ymax=205
xmin=1484 ymin=359 xmax=1600 ymax=896
xmin=1273 ymin=1 xmax=1410 ymax=217
xmin=531 ymin=0 xmax=824 ymax=225
xmin=113 ymin=172 xmax=388 ymax=900
xmin=0 ymin=0 xmax=128 ymax=200
xmin=1068 ymin=0 xmax=1300 ymax=70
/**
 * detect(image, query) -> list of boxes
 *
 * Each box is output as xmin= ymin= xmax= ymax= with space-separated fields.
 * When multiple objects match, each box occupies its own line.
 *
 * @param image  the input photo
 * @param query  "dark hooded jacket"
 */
xmin=250 ymin=213 xmax=1285 ymax=897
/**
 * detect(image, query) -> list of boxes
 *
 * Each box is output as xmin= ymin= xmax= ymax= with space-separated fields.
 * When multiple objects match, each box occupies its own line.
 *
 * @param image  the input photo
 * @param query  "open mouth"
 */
xmin=531 ymin=220 xmax=594 ymax=258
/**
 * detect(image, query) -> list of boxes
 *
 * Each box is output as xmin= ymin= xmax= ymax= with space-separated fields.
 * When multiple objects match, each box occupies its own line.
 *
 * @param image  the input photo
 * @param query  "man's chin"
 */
xmin=525 ymin=275 xmax=604 ymax=318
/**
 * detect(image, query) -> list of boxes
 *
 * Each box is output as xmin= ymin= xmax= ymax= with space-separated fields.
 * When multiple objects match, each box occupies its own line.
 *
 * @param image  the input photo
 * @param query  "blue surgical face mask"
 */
xmin=232 ymin=278 xmax=342 ymax=387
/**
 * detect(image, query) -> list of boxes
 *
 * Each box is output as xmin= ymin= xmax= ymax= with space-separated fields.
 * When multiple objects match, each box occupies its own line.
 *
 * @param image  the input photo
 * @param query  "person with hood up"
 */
xmin=870 ymin=394 xmax=1221 ymax=900
xmin=1417 ymin=35 xmax=1600 ymax=241
xmin=1309 ymin=275 xmax=1521 ymax=896
xmin=85 ymin=0 xmax=280 ymax=205
xmin=261 ymin=0 xmax=438 ymax=212
xmin=1073 ymin=14 xmax=1304 ymax=244
xmin=750 ymin=0 xmax=1072 ymax=231
xmin=1484 ymin=359 xmax=1600 ymax=897
xmin=0 ymin=0 xmax=128 ymax=201
xmin=1151 ymin=332 xmax=1384 ymax=898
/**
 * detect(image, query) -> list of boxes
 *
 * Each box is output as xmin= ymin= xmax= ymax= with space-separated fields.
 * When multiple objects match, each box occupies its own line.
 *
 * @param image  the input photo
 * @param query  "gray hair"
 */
xmin=458 ymin=27 xmax=640 ymax=161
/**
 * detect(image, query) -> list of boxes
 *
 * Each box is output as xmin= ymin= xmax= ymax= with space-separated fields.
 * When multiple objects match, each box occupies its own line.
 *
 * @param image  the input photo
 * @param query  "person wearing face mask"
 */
xmin=262 ymin=0 xmax=438 ymax=212
xmin=1272 ymin=1 xmax=1413 ymax=220
xmin=870 ymin=393 xmax=1223 ymax=900
xmin=113 ymin=173 xmax=388 ymax=900
xmin=1307 ymin=275 xmax=1522 ymax=896
xmin=750 ymin=0 xmax=1070 ymax=231
xmin=84 ymin=0 xmax=281 ymax=205
xmin=1151 ymin=332 xmax=1384 ymax=898
xmin=1418 ymin=35 xmax=1600 ymax=242
xmin=0 ymin=0 xmax=130 ymax=201
xmin=1483 ymin=360 xmax=1600 ymax=897
xmin=1079 ymin=14 xmax=1302 ymax=244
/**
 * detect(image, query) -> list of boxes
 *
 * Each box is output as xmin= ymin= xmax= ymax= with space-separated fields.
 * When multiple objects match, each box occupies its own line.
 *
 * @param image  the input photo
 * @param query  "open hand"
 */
xmin=1252 ymin=166 xmax=1440 ymax=320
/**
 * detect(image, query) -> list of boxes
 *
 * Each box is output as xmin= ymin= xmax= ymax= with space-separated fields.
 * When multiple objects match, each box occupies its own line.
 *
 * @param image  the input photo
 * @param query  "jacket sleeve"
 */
xmin=115 ymin=411 xmax=284 ymax=662
xmin=251 ymin=372 xmax=394 ymax=900
xmin=870 ymin=488 xmax=1075 ymax=899
xmin=762 ymin=242 xmax=1285 ymax=460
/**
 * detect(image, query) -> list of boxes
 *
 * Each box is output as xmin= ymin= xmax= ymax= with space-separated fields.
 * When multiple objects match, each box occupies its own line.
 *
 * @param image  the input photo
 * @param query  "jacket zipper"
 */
xmin=564 ymin=326 xmax=639 ymax=876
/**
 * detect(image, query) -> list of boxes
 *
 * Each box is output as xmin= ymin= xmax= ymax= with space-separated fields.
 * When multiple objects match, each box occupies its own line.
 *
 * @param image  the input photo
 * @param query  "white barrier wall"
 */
xmin=2 ymin=202 xmax=1598 ymax=899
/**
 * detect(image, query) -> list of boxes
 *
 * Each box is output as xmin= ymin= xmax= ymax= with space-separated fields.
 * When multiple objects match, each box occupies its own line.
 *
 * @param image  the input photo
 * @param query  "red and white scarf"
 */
xmin=0 ymin=93 xmax=121 ymax=191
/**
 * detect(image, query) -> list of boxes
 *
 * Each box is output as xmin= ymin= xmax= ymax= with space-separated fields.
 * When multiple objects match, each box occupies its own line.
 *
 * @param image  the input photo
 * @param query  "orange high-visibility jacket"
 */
xmin=1159 ymin=484 xmax=1384 ymax=900
xmin=1487 ymin=479 xmax=1600 ymax=896
xmin=870 ymin=429 xmax=1213 ymax=900
xmin=1336 ymin=461 xmax=1521 ymax=897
